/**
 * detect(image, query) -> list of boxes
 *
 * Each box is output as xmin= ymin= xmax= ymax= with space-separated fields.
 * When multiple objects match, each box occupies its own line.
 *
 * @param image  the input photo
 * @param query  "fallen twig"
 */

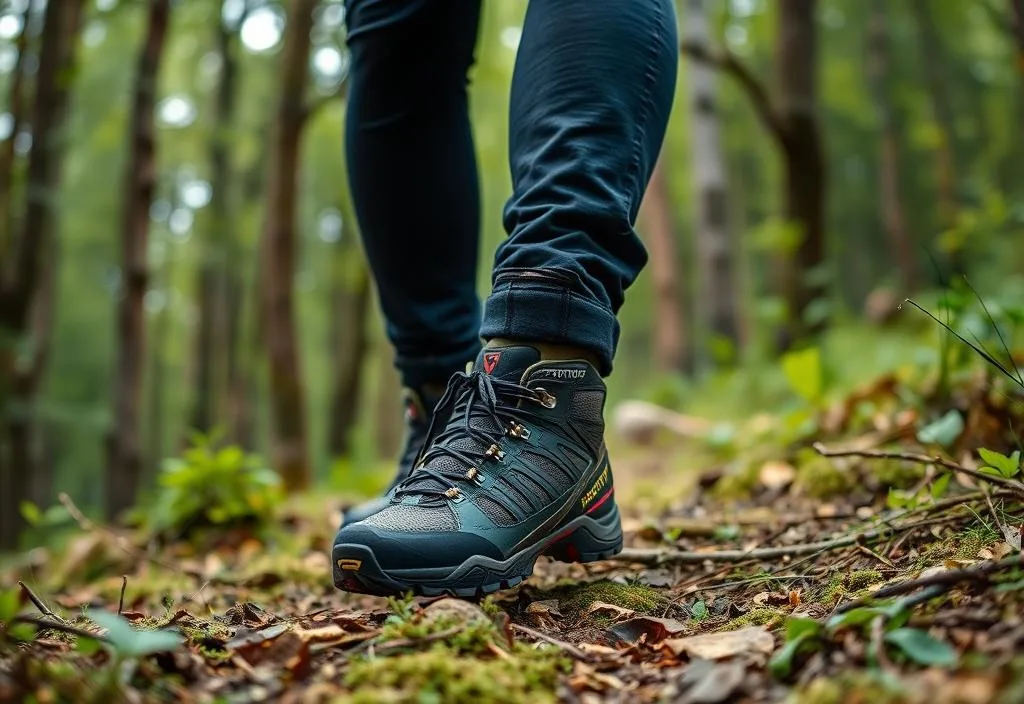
xmin=18 ymin=581 xmax=65 ymax=624
xmin=374 ymin=626 xmax=463 ymax=652
xmin=12 ymin=615 xmax=108 ymax=643
xmin=511 ymin=623 xmax=594 ymax=662
xmin=835 ymin=555 xmax=1023 ymax=613
xmin=118 ymin=575 xmax=128 ymax=616
xmin=615 ymin=514 xmax=964 ymax=567
xmin=813 ymin=443 xmax=1024 ymax=496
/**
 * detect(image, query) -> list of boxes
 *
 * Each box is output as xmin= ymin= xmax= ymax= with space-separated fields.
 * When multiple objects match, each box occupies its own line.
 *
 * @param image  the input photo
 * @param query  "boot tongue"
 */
xmin=474 ymin=344 xmax=541 ymax=383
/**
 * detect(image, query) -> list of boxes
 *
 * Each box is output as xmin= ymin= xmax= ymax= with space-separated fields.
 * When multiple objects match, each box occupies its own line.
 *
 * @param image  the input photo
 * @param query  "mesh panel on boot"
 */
xmin=363 ymin=503 xmax=459 ymax=532
xmin=476 ymin=495 xmax=518 ymax=527
xmin=569 ymin=390 xmax=605 ymax=454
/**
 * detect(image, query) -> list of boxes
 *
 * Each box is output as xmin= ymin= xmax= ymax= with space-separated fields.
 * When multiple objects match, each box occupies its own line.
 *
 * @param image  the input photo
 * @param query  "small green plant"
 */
xmin=143 ymin=430 xmax=282 ymax=536
xmin=978 ymin=448 xmax=1021 ymax=479
xmin=770 ymin=597 xmax=959 ymax=680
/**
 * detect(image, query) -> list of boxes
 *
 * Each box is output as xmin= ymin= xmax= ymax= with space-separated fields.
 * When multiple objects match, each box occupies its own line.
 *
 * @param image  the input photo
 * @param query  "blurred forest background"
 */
xmin=0 ymin=0 xmax=1022 ymax=550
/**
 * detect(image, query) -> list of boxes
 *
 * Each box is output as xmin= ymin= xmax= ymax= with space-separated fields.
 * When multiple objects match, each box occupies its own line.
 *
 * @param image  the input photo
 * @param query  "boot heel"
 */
xmin=544 ymin=502 xmax=623 ymax=563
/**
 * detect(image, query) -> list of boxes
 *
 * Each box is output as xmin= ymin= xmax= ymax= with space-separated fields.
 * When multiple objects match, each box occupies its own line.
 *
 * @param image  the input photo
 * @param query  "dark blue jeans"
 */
xmin=344 ymin=0 xmax=678 ymax=386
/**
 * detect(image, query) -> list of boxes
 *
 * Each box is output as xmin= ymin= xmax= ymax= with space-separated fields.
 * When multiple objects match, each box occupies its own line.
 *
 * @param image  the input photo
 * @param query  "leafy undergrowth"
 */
xmin=3 ymin=356 xmax=1024 ymax=702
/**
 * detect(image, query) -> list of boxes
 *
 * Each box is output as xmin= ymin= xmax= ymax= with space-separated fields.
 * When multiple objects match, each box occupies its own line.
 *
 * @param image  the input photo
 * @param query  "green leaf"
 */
xmin=0 ymin=588 xmax=20 ymax=623
xmin=930 ymin=473 xmax=951 ymax=499
xmin=76 ymin=636 xmax=103 ymax=655
xmin=978 ymin=449 xmax=1020 ymax=478
xmin=713 ymin=525 xmax=741 ymax=541
xmin=884 ymin=628 xmax=958 ymax=667
xmin=785 ymin=616 xmax=822 ymax=641
xmin=690 ymin=601 xmax=708 ymax=620
xmin=769 ymin=632 xmax=814 ymax=679
xmin=19 ymin=501 xmax=41 ymax=526
xmin=781 ymin=347 xmax=822 ymax=404
xmin=826 ymin=607 xmax=879 ymax=632
xmin=91 ymin=612 xmax=182 ymax=658
xmin=916 ymin=410 xmax=964 ymax=448
xmin=8 ymin=623 xmax=37 ymax=641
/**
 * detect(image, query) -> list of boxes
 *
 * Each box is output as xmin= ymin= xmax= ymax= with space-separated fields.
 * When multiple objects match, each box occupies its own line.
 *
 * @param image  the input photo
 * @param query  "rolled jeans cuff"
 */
xmin=480 ymin=280 xmax=617 ymax=376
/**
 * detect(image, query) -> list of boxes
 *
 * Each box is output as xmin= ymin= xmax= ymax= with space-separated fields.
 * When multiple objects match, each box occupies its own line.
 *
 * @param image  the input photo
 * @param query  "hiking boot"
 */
xmin=340 ymin=386 xmax=443 ymax=527
xmin=332 ymin=343 xmax=622 ymax=597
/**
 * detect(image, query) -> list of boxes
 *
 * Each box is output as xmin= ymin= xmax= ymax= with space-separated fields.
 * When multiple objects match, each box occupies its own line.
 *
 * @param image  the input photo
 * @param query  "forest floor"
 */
xmin=2 ymin=353 xmax=1024 ymax=703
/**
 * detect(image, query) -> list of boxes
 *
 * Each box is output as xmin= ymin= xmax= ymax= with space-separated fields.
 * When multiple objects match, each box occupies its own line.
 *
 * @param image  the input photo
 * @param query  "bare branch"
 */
xmin=680 ymin=39 xmax=789 ymax=147
xmin=814 ymin=442 xmax=1024 ymax=496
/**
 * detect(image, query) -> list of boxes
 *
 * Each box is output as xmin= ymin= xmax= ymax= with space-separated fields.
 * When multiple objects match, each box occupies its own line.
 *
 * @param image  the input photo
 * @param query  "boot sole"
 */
xmin=332 ymin=502 xmax=623 ymax=598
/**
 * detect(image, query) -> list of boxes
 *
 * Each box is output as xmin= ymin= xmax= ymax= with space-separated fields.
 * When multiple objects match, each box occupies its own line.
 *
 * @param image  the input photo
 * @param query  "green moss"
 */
xmin=818 ymin=570 xmax=884 ymax=607
xmin=718 ymin=607 xmax=784 ymax=631
xmin=872 ymin=458 xmax=925 ymax=489
xmin=847 ymin=569 xmax=883 ymax=591
xmin=790 ymin=677 xmax=843 ymax=704
xmin=710 ymin=460 xmax=761 ymax=500
xmin=559 ymin=580 xmax=662 ymax=617
xmin=790 ymin=671 xmax=908 ymax=704
xmin=820 ymin=574 xmax=846 ymax=607
xmin=345 ymin=643 xmax=568 ymax=704
xmin=794 ymin=456 xmax=853 ymax=499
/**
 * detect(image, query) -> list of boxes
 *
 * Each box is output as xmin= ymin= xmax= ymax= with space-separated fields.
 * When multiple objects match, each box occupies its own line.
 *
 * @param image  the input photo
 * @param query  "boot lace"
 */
xmin=393 ymin=371 xmax=555 ymax=502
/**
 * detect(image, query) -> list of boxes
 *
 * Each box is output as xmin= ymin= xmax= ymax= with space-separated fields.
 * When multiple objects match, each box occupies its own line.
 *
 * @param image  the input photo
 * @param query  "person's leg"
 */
xmin=340 ymin=0 xmax=482 ymax=525
xmin=333 ymin=0 xmax=679 ymax=596
xmin=344 ymin=0 xmax=483 ymax=390
xmin=482 ymin=0 xmax=679 ymax=375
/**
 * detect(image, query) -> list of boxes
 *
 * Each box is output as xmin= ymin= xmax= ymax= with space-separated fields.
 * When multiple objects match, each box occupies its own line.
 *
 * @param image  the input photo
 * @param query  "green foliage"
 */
xmin=979 ymin=448 xmax=1022 ymax=478
xmin=781 ymin=347 xmax=823 ymax=406
xmin=690 ymin=600 xmax=709 ymax=621
xmin=883 ymin=627 xmax=958 ymax=667
xmin=769 ymin=617 xmax=822 ymax=679
xmin=916 ymin=409 xmax=964 ymax=448
xmin=141 ymin=431 xmax=282 ymax=536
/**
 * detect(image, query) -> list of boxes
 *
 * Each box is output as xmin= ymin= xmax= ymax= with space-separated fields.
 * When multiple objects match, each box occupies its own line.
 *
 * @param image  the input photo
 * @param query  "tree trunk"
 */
xmin=776 ymin=0 xmax=826 ymax=347
xmin=684 ymin=0 xmax=741 ymax=368
xmin=260 ymin=0 xmax=316 ymax=490
xmin=910 ymin=0 xmax=960 ymax=236
xmin=637 ymin=158 xmax=691 ymax=374
xmin=327 ymin=245 xmax=371 ymax=458
xmin=108 ymin=0 xmax=171 ymax=520
xmin=867 ymin=0 xmax=919 ymax=294
xmin=1011 ymin=0 xmax=1024 ymax=75
xmin=191 ymin=7 xmax=240 ymax=436
xmin=0 ymin=0 xmax=84 ymax=550
xmin=0 ymin=1 xmax=32 ymax=260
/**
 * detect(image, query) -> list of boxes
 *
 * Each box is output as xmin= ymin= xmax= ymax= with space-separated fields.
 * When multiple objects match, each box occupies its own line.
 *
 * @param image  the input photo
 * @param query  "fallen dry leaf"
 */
xmin=663 ymin=627 xmax=775 ymax=660
xmin=606 ymin=616 xmax=687 ymax=645
xmin=681 ymin=659 xmax=746 ymax=704
xmin=585 ymin=601 xmax=635 ymax=620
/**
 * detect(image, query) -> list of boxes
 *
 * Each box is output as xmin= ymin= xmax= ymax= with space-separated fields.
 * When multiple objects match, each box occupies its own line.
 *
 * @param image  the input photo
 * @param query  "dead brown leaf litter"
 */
xmin=3 ymin=372 xmax=1024 ymax=703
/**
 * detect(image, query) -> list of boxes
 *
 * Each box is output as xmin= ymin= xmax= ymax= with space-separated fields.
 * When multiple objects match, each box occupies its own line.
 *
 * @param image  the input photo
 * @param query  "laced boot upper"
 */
xmin=340 ymin=385 xmax=442 ymax=526
xmin=342 ymin=344 xmax=611 ymax=569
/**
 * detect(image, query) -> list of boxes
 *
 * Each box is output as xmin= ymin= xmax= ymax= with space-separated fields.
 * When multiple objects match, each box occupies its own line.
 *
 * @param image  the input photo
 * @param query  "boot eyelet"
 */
xmin=465 ymin=467 xmax=486 ymax=486
xmin=507 ymin=421 xmax=531 ymax=439
xmin=535 ymin=388 xmax=557 ymax=409
xmin=445 ymin=487 xmax=465 ymax=503
xmin=484 ymin=444 xmax=506 ymax=461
